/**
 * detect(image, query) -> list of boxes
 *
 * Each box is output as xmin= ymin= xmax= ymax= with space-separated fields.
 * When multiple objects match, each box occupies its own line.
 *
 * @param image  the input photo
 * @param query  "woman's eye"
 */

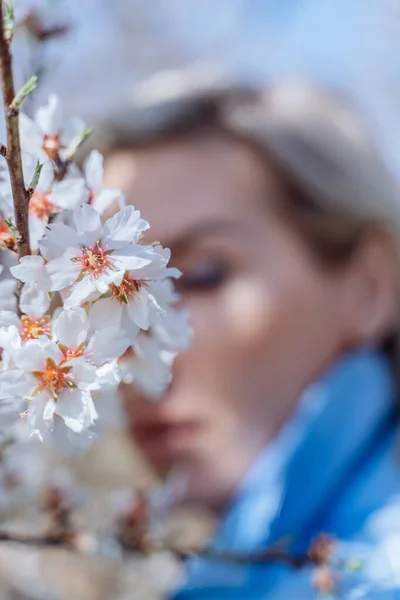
xmin=176 ymin=262 xmax=228 ymax=293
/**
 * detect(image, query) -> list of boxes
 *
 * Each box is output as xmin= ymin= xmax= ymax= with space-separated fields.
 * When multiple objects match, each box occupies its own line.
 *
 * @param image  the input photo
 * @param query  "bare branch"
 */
xmin=0 ymin=0 xmax=31 ymax=268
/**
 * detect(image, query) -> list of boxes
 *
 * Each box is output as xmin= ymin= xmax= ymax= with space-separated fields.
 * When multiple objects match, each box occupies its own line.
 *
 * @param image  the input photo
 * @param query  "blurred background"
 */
xmin=1 ymin=1 xmax=400 ymax=599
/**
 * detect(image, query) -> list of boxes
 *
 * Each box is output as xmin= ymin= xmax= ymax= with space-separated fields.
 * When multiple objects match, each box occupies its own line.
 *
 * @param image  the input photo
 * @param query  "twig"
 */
xmin=0 ymin=528 xmax=320 ymax=569
xmin=191 ymin=546 xmax=311 ymax=569
xmin=0 ymin=0 xmax=31 ymax=268
xmin=0 ymin=531 xmax=64 ymax=547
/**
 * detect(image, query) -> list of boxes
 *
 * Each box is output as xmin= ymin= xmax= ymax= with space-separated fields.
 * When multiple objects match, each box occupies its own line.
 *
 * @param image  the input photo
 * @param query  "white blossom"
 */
xmin=119 ymin=334 xmax=174 ymax=399
xmin=39 ymin=204 xmax=162 ymax=310
xmin=0 ymin=333 xmax=99 ymax=437
xmin=20 ymin=94 xmax=85 ymax=161
xmin=28 ymin=160 xmax=89 ymax=249
xmin=84 ymin=150 xmax=125 ymax=215
xmin=88 ymin=247 xmax=181 ymax=341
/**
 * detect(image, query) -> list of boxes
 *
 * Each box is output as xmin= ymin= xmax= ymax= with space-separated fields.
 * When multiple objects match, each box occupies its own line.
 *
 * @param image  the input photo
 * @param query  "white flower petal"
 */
xmin=0 ymin=311 xmax=20 ymax=329
xmin=81 ymin=391 xmax=98 ymax=429
xmin=69 ymin=359 xmax=98 ymax=390
xmin=96 ymin=361 xmax=121 ymax=390
xmin=53 ymin=308 xmax=89 ymax=349
xmin=19 ymin=113 xmax=42 ymax=155
xmin=0 ymin=325 xmax=21 ymax=355
xmin=56 ymin=389 xmax=85 ymax=432
xmin=39 ymin=222 xmax=80 ymax=260
xmin=43 ymin=399 xmax=56 ymax=424
xmin=73 ymin=204 xmax=101 ymax=236
xmin=20 ymin=283 xmax=50 ymax=319
xmin=0 ymin=278 xmax=16 ymax=312
xmin=84 ymin=150 xmax=103 ymax=192
xmin=13 ymin=342 xmax=47 ymax=371
xmin=63 ymin=277 xmax=96 ymax=309
xmin=35 ymin=94 xmax=63 ymax=135
xmin=126 ymin=289 xmax=150 ymax=330
xmin=102 ymin=205 xmax=149 ymax=245
xmin=86 ymin=328 xmax=129 ymax=365
xmin=10 ymin=255 xmax=50 ymax=287
xmin=46 ymin=255 xmax=80 ymax=291
xmin=0 ymin=370 xmax=33 ymax=399
xmin=120 ymin=309 xmax=141 ymax=342
xmin=91 ymin=189 xmax=125 ymax=215
xmin=51 ymin=177 xmax=89 ymax=210
xmin=111 ymin=245 xmax=155 ymax=271
xmin=29 ymin=216 xmax=47 ymax=251
xmin=88 ymin=298 xmax=122 ymax=331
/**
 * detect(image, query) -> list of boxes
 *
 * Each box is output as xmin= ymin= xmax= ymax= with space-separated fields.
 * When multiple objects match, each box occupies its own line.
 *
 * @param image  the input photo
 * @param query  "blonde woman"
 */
xmin=102 ymin=82 xmax=400 ymax=599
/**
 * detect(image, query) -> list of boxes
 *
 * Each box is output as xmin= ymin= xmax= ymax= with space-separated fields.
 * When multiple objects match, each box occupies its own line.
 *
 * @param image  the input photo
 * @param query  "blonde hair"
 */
xmin=94 ymin=78 xmax=400 ymax=362
xmin=94 ymin=79 xmax=400 ymax=266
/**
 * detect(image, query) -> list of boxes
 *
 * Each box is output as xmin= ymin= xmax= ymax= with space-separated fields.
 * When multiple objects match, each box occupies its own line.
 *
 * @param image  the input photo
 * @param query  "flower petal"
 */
xmin=46 ymin=255 xmax=80 ymax=291
xmin=10 ymin=255 xmax=50 ymax=287
xmin=126 ymin=289 xmax=150 ymax=330
xmin=69 ymin=358 xmax=98 ymax=390
xmin=53 ymin=308 xmax=89 ymax=349
xmin=73 ymin=204 xmax=101 ymax=236
xmin=88 ymin=298 xmax=122 ymax=331
xmin=20 ymin=283 xmax=50 ymax=319
xmin=0 ymin=370 xmax=33 ymax=399
xmin=56 ymin=389 xmax=85 ymax=432
xmin=84 ymin=150 xmax=103 ymax=192
xmin=91 ymin=189 xmax=125 ymax=215
xmin=86 ymin=327 xmax=129 ymax=365
xmin=35 ymin=94 xmax=63 ymax=134
xmin=63 ymin=277 xmax=97 ymax=309
xmin=0 ymin=311 xmax=20 ymax=329
xmin=51 ymin=177 xmax=89 ymax=209
xmin=102 ymin=205 xmax=149 ymax=245
xmin=39 ymin=222 xmax=80 ymax=260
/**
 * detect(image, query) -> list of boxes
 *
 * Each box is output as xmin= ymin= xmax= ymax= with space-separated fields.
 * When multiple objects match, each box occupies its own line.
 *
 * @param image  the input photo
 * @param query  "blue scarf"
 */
xmin=171 ymin=348 xmax=397 ymax=599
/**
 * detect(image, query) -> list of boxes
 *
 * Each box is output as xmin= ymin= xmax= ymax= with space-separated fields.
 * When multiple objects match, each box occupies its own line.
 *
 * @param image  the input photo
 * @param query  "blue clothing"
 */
xmin=171 ymin=349 xmax=400 ymax=599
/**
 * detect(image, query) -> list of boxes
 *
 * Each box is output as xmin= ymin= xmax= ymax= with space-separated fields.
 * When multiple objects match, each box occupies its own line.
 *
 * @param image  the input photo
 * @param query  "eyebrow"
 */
xmin=164 ymin=219 xmax=247 ymax=255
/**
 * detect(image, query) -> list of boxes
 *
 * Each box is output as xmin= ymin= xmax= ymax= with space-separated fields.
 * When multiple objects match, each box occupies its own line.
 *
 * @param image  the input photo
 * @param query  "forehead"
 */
xmin=103 ymin=132 xmax=276 ymax=243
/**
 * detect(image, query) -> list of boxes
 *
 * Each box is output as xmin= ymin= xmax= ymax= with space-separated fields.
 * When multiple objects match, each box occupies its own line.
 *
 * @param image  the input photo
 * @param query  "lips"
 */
xmin=132 ymin=420 xmax=200 ymax=465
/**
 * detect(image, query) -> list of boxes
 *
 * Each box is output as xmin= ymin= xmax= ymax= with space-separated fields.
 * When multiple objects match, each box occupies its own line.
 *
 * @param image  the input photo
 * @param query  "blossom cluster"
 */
xmin=0 ymin=93 xmax=191 ymax=444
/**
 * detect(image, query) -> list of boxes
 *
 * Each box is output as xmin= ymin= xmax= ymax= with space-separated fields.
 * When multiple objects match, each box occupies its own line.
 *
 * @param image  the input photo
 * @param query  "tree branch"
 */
xmin=0 ymin=529 xmax=325 ymax=571
xmin=0 ymin=0 xmax=31 ymax=268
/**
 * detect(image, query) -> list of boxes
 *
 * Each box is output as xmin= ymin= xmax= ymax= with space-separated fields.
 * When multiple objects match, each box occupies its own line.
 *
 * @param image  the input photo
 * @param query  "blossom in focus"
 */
xmin=88 ymin=249 xmax=181 ymax=341
xmin=10 ymin=254 xmax=51 ymax=315
xmin=119 ymin=291 xmax=192 ymax=398
xmin=52 ymin=306 xmax=129 ymax=368
xmin=28 ymin=160 xmax=88 ymax=249
xmin=0 ymin=332 xmax=99 ymax=439
xmin=19 ymin=94 xmax=85 ymax=161
xmin=119 ymin=335 xmax=174 ymax=399
xmin=84 ymin=150 xmax=125 ymax=215
xmin=39 ymin=204 xmax=159 ymax=309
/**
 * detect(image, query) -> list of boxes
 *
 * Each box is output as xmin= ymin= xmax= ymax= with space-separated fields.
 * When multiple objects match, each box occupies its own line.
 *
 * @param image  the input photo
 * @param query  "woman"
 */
xmin=102 ymin=81 xmax=400 ymax=598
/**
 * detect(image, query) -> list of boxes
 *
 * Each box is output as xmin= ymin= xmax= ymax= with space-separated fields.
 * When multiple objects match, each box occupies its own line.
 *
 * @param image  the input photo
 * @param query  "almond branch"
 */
xmin=0 ymin=0 xmax=31 ymax=269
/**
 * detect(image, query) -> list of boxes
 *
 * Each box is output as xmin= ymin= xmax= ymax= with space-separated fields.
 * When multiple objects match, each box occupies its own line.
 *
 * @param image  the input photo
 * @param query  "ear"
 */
xmin=344 ymin=231 xmax=399 ymax=345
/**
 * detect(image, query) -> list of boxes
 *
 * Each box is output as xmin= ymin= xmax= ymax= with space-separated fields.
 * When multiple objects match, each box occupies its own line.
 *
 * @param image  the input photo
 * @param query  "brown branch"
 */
xmin=192 ymin=546 xmax=311 ymax=569
xmin=0 ymin=531 xmax=64 ymax=547
xmin=0 ymin=0 xmax=31 ymax=270
xmin=0 ymin=528 xmax=321 ymax=569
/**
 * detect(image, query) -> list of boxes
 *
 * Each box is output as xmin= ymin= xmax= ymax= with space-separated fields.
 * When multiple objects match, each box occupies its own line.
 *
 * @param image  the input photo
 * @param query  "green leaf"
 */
xmin=11 ymin=75 xmax=38 ymax=111
xmin=29 ymin=160 xmax=44 ymax=191
xmin=65 ymin=125 xmax=92 ymax=160
xmin=4 ymin=218 xmax=21 ymax=241
xmin=3 ymin=2 xmax=15 ymax=40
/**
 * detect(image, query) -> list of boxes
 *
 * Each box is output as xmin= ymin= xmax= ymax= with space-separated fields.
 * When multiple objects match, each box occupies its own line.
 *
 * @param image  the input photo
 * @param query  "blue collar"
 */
xmin=171 ymin=348 xmax=397 ymax=597
xmin=216 ymin=348 xmax=397 ymax=552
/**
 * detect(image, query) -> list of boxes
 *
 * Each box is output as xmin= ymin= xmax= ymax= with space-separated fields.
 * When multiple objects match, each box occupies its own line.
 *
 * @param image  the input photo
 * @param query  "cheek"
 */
xmin=186 ymin=276 xmax=285 ymax=375
xmin=221 ymin=278 xmax=278 ymax=347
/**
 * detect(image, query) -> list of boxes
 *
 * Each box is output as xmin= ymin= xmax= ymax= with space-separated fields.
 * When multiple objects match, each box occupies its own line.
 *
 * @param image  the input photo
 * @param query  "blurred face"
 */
xmin=103 ymin=131 xmax=370 ymax=509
